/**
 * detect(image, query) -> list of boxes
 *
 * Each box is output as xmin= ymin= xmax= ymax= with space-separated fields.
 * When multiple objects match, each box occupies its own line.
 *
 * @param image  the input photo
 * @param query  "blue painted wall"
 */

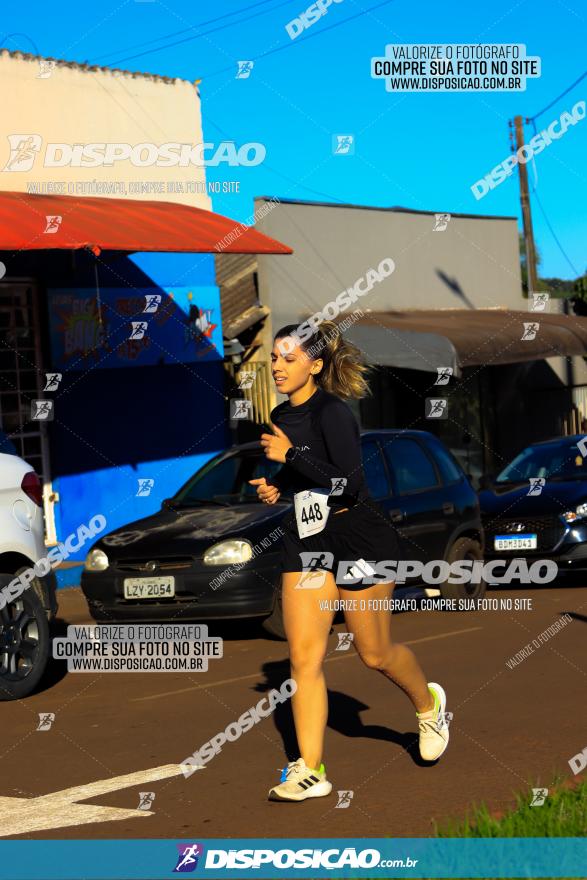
xmin=2 ymin=248 xmax=230 ymax=587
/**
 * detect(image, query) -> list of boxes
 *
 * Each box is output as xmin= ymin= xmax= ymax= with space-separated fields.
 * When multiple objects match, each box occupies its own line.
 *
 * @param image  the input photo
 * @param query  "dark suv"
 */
xmin=81 ymin=430 xmax=485 ymax=638
xmin=480 ymin=434 xmax=587 ymax=574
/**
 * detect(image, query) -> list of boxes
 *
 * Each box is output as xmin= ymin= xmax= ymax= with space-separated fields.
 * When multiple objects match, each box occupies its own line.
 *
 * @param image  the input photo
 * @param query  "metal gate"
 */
xmin=0 ymin=280 xmax=55 ymax=542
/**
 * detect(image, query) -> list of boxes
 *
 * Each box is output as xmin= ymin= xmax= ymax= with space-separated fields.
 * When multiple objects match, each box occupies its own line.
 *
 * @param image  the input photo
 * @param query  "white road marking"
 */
xmin=0 ymin=763 xmax=204 ymax=837
xmin=132 ymin=626 xmax=483 ymax=702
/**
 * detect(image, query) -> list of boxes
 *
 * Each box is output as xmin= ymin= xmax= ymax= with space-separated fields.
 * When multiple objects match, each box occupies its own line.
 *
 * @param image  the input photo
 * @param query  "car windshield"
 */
xmin=173 ymin=452 xmax=289 ymax=506
xmin=496 ymin=442 xmax=587 ymax=483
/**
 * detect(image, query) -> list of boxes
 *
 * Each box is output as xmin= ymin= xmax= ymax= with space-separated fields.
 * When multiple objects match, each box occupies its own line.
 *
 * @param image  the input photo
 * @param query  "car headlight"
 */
xmin=561 ymin=502 xmax=587 ymax=523
xmin=84 ymin=548 xmax=109 ymax=571
xmin=203 ymin=539 xmax=253 ymax=566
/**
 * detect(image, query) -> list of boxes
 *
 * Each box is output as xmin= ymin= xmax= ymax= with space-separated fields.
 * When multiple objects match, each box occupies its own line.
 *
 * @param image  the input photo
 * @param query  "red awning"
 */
xmin=0 ymin=191 xmax=292 ymax=256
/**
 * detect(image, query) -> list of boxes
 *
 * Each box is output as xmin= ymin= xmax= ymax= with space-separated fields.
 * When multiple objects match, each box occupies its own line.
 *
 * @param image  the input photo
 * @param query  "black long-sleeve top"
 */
xmin=268 ymin=386 xmax=369 ymax=508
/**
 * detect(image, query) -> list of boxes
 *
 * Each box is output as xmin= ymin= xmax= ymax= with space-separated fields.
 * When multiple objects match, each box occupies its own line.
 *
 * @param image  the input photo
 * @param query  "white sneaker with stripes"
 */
xmin=416 ymin=681 xmax=450 ymax=761
xmin=268 ymin=758 xmax=332 ymax=801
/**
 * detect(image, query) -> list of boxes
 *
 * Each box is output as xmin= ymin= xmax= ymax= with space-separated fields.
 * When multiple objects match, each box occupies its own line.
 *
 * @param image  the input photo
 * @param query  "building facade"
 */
xmin=0 ymin=51 xmax=226 ymax=585
xmin=216 ymin=197 xmax=586 ymax=481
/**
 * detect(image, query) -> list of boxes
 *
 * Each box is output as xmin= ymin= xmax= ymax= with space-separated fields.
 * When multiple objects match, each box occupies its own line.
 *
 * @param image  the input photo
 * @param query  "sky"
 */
xmin=3 ymin=0 xmax=586 ymax=280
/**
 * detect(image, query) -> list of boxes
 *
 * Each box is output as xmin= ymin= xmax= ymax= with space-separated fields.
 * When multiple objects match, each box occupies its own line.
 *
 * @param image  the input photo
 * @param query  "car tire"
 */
xmin=0 ymin=575 xmax=50 ymax=701
xmin=439 ymin=537 xmax=487 ymax=603
xmin=261 ymin=582 xmax=287 ymax=640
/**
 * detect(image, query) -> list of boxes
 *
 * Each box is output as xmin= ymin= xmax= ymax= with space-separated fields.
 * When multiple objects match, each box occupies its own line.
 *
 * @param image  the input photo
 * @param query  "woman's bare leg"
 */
xmin=340 ymin=580 xmax=434 ymax=713
xmin=282 ymin=570 xmax=338 ymax=770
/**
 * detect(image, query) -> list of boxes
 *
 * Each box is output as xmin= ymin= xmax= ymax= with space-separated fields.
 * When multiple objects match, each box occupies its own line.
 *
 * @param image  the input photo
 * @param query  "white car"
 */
xmin=0 ymin=445 xmax=57 ymax=700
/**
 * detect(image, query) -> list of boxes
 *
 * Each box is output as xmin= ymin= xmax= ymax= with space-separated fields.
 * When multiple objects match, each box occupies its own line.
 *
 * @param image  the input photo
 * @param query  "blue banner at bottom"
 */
xmin=0 ymin=838 xmax=585 ymax=879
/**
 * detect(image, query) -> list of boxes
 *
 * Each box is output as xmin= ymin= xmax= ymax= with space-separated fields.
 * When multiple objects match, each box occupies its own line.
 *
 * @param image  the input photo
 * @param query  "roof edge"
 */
xmin=0 ymin=47 xmax=197 ymax=86
xmin=253 ymin=195 xmax=517 ymax=222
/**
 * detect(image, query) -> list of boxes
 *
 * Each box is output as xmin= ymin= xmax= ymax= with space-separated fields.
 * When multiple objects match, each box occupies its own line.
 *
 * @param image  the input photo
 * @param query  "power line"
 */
xmin=106 ymin=0 xmax=394 ymax=74
xmin=531 ymin=184 xmax=580 ymax=277
xmin=203 ymin=114 xmax=346 ymax=203
xmin=90 ymin=0 xmax=280 ymax=63
xmin=0 ymin=32 xmax=40 ymax=55
xmin=528 ymin=69 xmax=587 ymax=122
xmin=105 ymin=0 xmax=295 ymax=67
xmin=201 ymin=0 xmax=395 ymax=78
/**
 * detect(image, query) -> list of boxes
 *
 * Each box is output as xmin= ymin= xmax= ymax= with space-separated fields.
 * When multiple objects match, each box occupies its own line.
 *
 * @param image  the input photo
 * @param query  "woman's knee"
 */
xmin=357 ymin=642 xmax=397 ymax=671
xmin=357 ymin=650 xmax=385 ymax=671
xmin=289 ymin=642 xmax=326 ymax=677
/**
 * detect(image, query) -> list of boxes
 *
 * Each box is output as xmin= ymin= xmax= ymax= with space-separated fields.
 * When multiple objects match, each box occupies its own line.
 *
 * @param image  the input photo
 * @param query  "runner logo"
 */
xmin=44 ymin=372 xmax=62 ymax=391
xmin=336 ymin=632 xmax=354 ymax=651
xmin=44 ymin=215 xmax=62 ymax=234
xmin=440 ymin=710 xmax=454 ymax=729
xmin=330 ymin=477 xmax=347 ymax=495
xmin=425 ymin=398 xmax=448 ymax=419
xmin=143 ymin=294 xmax=161 ymax=313
xmin=3 ymin=134 xmax=42 ymax=171
xmin=336 ymin=790 xmax=354 ymax=808
xmin=300 ymin=551 xmax=334 ymax=570
xmin=530 ymin=292 xmax=549 ymax=312
xmin=137 ymin=478 xmax=155 ymax=497
xmin=333 ymin=134 xmax=355 ymax=155
xmin=434 ymin=367 xmax=453 ymax=385
xmin=530 ymin=787 xmax=548 ymax=805
xmin=137 ymin=791 xmax=155 ymax=810
xmin=527 ymin=477 xmax=545 ymax=496
xmin=38 ymin=60 xmax=56 ymax=79
xmin=237 ymin=370 xmax=256 ymax=389
xmin=173 ymin=843 xmax=204 ymax=872
xmin=433 ymin=213 xmax=451 ymax=231
xmin=236 ymin=61 xmax=254 ymax=79
xmin=230 ymin=399 xmax=253 ymax=420
xmin=31 ymin=400 xmax=54 ymax=421
xmin=129 ymin=321 xmax=148 ymax=340
xmin=521 ymin=322 xmax=539 ymax=341
xmin=36 ymin=713 xmax=55 ymax=731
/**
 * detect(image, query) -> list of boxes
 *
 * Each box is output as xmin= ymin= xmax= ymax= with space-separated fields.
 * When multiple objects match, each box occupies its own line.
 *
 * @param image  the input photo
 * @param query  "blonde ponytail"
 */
xmin=274 ymin=319 xmax=372 ymax=400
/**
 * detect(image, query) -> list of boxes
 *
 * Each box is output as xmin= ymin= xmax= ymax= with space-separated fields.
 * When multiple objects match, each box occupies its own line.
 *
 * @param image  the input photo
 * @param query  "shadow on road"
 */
xmin=249 ymin=657 xmax=426 ymax=767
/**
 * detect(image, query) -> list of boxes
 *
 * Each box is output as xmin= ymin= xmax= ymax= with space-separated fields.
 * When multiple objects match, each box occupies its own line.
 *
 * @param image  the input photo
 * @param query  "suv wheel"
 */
xmin=439 ymin=537 xmax=487 ymax=603
xmin=0 ymin=575 xmax=50 ymax=700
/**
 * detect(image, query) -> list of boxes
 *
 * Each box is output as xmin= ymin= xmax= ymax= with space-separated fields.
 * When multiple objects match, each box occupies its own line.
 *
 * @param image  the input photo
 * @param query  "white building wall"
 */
xmin=0 ymin=50 xmax=210 ymax=209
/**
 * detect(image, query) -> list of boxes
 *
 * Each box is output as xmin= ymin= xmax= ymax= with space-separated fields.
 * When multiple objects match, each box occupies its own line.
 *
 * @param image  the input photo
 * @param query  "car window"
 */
xmin=361 ymin=440 xmax=389 ymax=499
xmin=431 ymin=444 xmax=463 ymax=485
xmin=175 ymin=454 xmax=283 ymax=505
xmin=243 ymin=458 xmax=287 ymax=498
xmin=382 ymin=437 xmax=439 ymax=494
xmin=497 ymin=442 xmax=587 ymax=482
xmin=0 ymin=431 xmax=18 ymax=456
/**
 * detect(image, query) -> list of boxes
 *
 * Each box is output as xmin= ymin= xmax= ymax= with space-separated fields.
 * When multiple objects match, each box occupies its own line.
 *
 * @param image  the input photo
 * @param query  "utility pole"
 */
xmin=511 ymin=115 xmax=539 ymax=296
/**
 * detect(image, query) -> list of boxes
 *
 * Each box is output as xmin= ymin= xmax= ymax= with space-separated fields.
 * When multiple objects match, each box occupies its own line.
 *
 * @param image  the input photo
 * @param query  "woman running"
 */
xmin=249 ymin=320 xmax=450 ymax=802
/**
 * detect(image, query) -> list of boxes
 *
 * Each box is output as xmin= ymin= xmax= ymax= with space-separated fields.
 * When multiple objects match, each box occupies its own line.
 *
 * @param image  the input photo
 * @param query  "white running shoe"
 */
xmin=416 ymin=682 xmax=450 ymax=761
xmin=268 ymin=758 xmax=333 ymax=801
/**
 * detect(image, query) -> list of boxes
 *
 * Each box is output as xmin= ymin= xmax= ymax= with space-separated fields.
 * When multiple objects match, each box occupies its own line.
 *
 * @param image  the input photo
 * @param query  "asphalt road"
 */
xmin=1 ymin=582 xmax=586 ymax=841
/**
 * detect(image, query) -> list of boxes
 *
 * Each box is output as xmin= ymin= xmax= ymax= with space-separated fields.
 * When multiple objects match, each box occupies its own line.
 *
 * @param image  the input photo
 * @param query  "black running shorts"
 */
xmin=279 ymin=497 xmax=402 ymax=589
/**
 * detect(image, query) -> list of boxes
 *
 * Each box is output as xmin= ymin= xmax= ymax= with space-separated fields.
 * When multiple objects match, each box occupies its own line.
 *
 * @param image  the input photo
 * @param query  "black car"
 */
xmin=480 ymin=434 xmax=587 ymax=576
xmin=81 ymin=430 xmax=485 ymax=637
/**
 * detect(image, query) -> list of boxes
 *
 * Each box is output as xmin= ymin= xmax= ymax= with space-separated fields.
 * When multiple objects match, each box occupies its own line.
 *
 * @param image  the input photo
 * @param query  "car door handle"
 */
xmin=389 ymin=508 xmax=404 ymax=523
xmin=442 ymin=502 xmax=454 ymax=514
